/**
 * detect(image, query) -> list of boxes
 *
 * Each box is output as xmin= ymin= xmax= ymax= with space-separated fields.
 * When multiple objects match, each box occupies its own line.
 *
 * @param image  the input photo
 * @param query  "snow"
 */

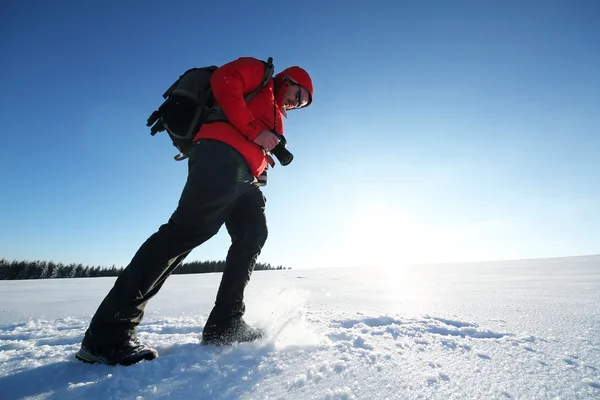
xmin=1 ymin=255 xmax=600 ymax=399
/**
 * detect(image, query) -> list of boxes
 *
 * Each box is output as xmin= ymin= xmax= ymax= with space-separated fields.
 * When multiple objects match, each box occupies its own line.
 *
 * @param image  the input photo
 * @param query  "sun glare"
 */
xmin=341 ymin=204 xmax=433 ymax=267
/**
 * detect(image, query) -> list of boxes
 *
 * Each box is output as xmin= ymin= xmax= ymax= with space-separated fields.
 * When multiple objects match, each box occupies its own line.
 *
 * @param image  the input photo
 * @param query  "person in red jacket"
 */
xmin=75 ymin=57 xmax=314 ymax=366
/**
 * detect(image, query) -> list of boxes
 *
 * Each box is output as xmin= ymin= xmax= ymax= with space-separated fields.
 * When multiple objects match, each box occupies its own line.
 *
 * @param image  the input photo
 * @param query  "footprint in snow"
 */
xmin=426 ymin=372 xmax=450 ymax=385
xmin=352 ymin=336 xmax=374 ymax=350
xmin=588 ymin=381 xmax=600 ymax=390
xmin=429 ymin=317 xmax=477 ymax=328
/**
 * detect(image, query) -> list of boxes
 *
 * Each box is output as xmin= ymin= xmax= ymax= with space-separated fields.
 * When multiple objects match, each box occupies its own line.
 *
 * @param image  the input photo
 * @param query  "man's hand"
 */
xmin=253 ymin=130 xmax=280 ymax=151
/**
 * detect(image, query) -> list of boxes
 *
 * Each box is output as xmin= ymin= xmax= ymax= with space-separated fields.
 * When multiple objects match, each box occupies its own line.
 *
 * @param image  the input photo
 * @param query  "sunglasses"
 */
xmin=286 ymin=77 xmax=309 ymax=108
xmin=295 ymin=85 xmax=310 ymax=108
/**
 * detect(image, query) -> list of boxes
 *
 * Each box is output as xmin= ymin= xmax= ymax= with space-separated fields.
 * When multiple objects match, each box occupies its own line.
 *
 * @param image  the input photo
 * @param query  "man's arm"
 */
xmin=209 ymin=57 xmax=267 ymax=140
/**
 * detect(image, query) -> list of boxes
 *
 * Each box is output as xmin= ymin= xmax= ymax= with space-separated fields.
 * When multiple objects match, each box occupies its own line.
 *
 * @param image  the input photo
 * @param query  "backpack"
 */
xmin=146 ymin=57 xmax=275 ymax=161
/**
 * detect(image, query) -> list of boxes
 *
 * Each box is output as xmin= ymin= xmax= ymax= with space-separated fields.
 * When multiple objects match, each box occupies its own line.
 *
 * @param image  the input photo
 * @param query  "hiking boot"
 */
xmin=201 ymin=317 xmax=265 ymax=346
xmin=75 ymin=336 xmax=158 ymax=366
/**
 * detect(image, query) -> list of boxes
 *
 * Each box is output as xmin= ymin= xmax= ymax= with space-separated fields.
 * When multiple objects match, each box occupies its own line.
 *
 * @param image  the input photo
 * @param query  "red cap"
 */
xmin=275 ymin=66 xmax=313 ymax=107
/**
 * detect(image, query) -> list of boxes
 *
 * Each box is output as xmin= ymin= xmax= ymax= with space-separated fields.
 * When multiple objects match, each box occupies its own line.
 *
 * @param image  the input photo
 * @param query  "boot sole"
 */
xmin=75 ymin=348 xmax=110 ymax=364
xmin=201 ymin=332 xmax=265 ymax=346
xmin=75 ymin=347 xmax=158 ymax=366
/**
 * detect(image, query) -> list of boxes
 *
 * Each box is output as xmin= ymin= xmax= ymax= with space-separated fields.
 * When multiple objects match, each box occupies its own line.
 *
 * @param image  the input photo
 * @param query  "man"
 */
xmin=75 ymin=57 xmax=314 ymax=366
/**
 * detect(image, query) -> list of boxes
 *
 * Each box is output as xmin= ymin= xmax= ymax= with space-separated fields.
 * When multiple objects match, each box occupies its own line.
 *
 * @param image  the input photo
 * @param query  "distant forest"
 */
xmin=0 ymin=258 xmax=289 ymax=280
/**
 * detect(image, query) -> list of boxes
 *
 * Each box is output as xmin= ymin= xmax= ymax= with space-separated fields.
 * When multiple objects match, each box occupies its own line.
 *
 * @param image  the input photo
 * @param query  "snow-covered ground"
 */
xmin=1 ymin=255 xmax=599 ymax=399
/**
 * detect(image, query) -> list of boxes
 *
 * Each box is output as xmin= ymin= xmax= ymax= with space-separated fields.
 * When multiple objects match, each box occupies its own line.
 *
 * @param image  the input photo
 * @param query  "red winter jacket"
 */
xmin=193 ymin=57 xmax=313 ymax=177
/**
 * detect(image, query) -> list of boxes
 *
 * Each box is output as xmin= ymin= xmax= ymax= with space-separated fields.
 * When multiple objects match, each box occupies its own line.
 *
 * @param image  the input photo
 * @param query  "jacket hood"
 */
xmin=275 ymin=66 xmax=313 ymax=108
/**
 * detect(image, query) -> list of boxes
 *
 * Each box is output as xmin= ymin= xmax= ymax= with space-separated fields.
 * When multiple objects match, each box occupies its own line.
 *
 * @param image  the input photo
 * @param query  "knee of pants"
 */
xmin=229 ymin=221 xmax=268 ymax=251
xmin=151 ymin=220 xmax=221 ymax=256
xmin=244 ymin=223 xmax=267 ymax=250
xmin=256 ymin=224 xmax=268 ymax=248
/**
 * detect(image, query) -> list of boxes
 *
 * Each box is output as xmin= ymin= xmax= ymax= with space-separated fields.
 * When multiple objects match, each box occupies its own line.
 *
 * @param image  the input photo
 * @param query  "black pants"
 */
xmin=85 ymin=139 xmax=268 ymax=346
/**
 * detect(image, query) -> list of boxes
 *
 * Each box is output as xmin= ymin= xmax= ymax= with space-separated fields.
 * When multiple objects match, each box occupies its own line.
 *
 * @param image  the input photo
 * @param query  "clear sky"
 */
xmin=1 ymin=0 xmax=599 ymax=270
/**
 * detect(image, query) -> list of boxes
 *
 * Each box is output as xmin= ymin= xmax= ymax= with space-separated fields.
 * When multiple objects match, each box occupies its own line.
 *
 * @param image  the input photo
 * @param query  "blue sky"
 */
xmin=1 ymin=0 xmax=599 ymax=269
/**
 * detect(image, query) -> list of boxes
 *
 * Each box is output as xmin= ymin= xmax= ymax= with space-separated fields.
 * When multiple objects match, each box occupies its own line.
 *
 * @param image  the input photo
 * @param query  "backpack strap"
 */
xmin=245 ymin=57 xmax=274 ymax=102
xmin=203 ymin=57 xmax=275 ymax=124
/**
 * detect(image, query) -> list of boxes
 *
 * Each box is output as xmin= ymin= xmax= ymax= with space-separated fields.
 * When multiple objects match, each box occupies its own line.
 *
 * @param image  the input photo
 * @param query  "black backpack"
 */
xmin=147 ymin=57 xmax=275 ymax=161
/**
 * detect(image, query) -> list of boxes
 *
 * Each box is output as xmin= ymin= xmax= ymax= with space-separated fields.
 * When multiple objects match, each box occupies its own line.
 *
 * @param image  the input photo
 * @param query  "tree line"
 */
xmin=0 ymin=258 xmax=289 ymax=280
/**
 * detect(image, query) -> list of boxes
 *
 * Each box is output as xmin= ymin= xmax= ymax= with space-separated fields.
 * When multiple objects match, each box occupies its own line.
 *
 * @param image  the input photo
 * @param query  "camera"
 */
xmin=270 ymin=133 xmax=293 ymax=166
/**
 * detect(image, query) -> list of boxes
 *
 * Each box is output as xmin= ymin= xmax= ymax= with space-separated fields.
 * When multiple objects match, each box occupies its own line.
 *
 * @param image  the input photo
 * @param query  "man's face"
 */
xmin=282 ymin=80 xmax=310 ymax=110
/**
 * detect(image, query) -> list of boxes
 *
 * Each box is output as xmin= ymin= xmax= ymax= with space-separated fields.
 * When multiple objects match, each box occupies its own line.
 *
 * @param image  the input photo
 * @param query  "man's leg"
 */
xmin=202 ymin=186 xmax=268 ymax=344
xmin=79 ymin=139 xmax=256 ymax=362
